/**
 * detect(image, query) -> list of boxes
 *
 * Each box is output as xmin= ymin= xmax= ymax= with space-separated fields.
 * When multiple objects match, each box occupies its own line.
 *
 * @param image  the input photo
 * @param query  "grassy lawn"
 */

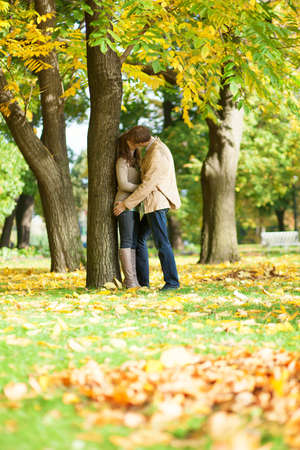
xmin=0 ymin=246 xmax=299 ymax=450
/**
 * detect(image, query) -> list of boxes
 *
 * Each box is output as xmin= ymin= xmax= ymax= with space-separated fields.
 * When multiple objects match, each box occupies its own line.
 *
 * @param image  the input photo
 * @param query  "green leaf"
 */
xmin=81 ymin=2 xmax=93 ymax=16
xmin=230 ymin=80 xmax=240 ymax=96
xmin=100 ymin=40 xmax=108 ymax=54
xmin=107 ymin=29 xmax=120 ymax=42
xmin=152 ymin=59 xmax=163 ymax=74
xmin=106 ymin=39 xmax=117 ymax=52
xmin=91 ymin=37 xmax=108 ymax=53
xmin=200 ymin=44 xmax=210 ymax=59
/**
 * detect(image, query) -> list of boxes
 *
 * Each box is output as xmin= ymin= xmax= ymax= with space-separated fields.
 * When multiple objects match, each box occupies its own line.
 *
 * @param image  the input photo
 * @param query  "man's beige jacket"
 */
xmin=123 ymin=138 xmax=181 ymax=214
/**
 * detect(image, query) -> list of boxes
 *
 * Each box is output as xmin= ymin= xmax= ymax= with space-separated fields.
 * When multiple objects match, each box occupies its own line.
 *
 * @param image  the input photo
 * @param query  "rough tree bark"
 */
xmin=199 ymin=84 xmax=244 ymax=263
xmin=85 ymin=1 xmax=122 ymax=288
xmin=15 ymin=194 xmax=34 ymax=248
xmin=0 ymin=205 xmax=17 ymax=248
xmin=0 ymin=0 xmax=84 ymax=271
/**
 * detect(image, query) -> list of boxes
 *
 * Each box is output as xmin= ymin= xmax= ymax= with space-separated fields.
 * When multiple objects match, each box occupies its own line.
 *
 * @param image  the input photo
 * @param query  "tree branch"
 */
xmin=125 ymin=61 xmax=178 ymax=85
xmin=120 ymin=22 xmax=152 ymax=64
xmin=0 ymin=68 xmax=59 ymax=181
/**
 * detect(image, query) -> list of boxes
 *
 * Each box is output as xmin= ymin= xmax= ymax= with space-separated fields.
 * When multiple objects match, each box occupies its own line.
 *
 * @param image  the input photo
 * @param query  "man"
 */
xmin=113 ymin=125 xmax=181 ymax=290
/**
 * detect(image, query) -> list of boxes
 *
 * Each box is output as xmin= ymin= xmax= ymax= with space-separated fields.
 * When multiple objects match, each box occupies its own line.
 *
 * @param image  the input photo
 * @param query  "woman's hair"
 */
xmin=117 ymin=133 xmax=141 ymax=168
xmin=125 ymin=125 xmax=151 ymax=144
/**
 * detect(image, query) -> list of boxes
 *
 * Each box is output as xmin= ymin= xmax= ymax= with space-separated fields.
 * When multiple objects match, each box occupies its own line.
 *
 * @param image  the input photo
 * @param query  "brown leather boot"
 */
xmin=131 ymin=249 xmax=141 ymax=288
xmin=119 ymin=248 xmax=139 ymax=288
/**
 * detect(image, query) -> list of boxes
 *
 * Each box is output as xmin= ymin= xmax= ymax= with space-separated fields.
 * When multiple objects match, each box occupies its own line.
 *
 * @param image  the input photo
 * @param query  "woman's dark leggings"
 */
xmin=118 ymin=210 xmax=140 ymax=249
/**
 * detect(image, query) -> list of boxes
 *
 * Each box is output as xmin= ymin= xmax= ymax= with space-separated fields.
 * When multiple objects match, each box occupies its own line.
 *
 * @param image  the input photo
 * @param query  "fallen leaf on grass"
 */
xmin=145 ymin=359 xmax=163 ymax=373
xmin=103 ymin=282 xmax=117 ymax=290
xmin=28 ymin=376 xmax=42 ymax=394
xmin=42 ymin=409 xmax=62 ymax=423
xmin=68 ymin=338 xmax=85 ymax=352
xmin=115 ymin=304 xmax=128 ymax=315
xmin=124 ymin=412 xmax=146 ymax=428
xmin=110 ymin=430 xmax=171 ymax=449
xmin=76 ymin=432 xmax=102 ymax=443
xmin=62 ymin=392 xmax=81 ymax=404
xmin=110 ymin=338 xmax=127 ymax=349
xmin=4 ymin=419 xmax=18 ymax=432
xmin=160 ymin=346 xmax=200 ymax=368
xmin=265 ymin=322 xmax=295 ymax=334
xmin=38 ymin=375 xmax=51 ymax=391
xmin=4 ymin=382 xmax=27 ymax=401
xmin=233 ymin=290 xmax=248 ymax=301
xmin=4 ymin=336 xmax=32 ymax=346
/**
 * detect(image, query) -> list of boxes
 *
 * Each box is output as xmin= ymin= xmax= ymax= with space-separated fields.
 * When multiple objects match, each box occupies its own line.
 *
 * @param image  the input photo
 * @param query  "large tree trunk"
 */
xmin=0 ymin=0 xmax=84 ymax=271
xmin=199 ymin=84 xmax=244 ymax=264
xmin=0 ymin=205 xmax=16 ymax=248
xmin=85 ymin=1 xmax=122 ymax=288
xmin=168 ymin=214 xmax=184 ymax=251
xmin=275 ymin=209 xmax=285 ymax=231
xmin=16 ymin=194 xmax=34 ymax=248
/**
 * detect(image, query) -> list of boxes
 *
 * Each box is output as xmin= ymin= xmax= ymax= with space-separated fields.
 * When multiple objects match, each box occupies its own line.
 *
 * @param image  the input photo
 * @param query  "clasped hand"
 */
xmin=113 ymin=201 xmax=125 ymax=216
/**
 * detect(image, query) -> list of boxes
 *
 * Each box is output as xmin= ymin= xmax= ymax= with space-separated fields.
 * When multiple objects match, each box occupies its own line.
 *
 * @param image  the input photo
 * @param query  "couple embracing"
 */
xmin=113 ymin=125 xmax=181 ymax=291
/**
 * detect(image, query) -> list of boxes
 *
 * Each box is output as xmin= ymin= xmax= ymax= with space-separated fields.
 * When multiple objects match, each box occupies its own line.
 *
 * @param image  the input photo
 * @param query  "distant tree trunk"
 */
xmin=15 ymin=194 xmax=34 ymax=248
xmin=275 ymin=209 xmax=285 ymax=231
xmin=292 ymin=184 xmax=298 ymax=231
xmin=85 ymin=1 xmax=122 ymax=288
xmin=162 ymin=91 xmax=184 ymax=251
xmin=163 ymin=98 xmax=173 ymax=129
xmin=0 ymin=0 xmax=84 ymax=271
xmin=199 ymin=84 xmax=243 ymax=263
xmin=168 ymin=214 xmax=184 ymax=251
xmin=0 ymin=205 xmax=16 ymax=248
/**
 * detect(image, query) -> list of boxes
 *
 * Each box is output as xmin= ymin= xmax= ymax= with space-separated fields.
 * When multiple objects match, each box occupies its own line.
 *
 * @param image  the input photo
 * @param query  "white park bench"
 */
xmin=261 ymin=231 xmax=300 ymax=248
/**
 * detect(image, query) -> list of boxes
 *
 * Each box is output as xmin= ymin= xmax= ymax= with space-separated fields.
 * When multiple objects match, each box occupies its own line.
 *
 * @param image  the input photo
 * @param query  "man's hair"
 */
xmin=125 ymin=125 xmax=151 ymax=144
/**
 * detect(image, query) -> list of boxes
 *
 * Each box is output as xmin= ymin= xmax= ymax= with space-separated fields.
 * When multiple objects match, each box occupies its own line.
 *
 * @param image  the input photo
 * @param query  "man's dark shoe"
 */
xmin=160 ymin=284 xmax=179 ymax=291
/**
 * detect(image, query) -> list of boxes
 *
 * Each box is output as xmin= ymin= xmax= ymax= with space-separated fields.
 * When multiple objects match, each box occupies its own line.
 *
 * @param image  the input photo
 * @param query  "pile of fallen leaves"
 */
xmin=5 ymin=346 xmax=298 ymax=449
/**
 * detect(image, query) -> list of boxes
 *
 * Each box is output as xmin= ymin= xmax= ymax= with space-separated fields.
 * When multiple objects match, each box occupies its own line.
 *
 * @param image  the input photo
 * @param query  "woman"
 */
xmin=115 ymin=133 xmax=141 ymax=288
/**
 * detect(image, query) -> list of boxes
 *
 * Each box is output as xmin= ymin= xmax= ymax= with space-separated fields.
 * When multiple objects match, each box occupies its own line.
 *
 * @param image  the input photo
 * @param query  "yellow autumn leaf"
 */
xmin=115 ymin=304 xmax=128 ymax=315
xmin=38 ymin=375 xmax=50 ymax=391
xmin=145 ymin=359 xmax=163 ymax=373
xmin=104 ymin=282 xmax=118 ymax=290
xmin=62 ymin=392 xmax=80 ymax=404
xmin=266 ymin=322 xmax=295 ymax=334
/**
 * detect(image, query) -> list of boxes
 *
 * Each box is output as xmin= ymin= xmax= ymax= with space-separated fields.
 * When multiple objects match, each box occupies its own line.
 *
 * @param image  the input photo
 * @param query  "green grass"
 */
xmin=0 ymin=246 xmax=299 ymax=449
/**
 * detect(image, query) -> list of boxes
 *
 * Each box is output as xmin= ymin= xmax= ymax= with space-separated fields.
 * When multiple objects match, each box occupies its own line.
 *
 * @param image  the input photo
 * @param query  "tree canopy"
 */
xmin=1 ymin=0 xmax=299 ymax=124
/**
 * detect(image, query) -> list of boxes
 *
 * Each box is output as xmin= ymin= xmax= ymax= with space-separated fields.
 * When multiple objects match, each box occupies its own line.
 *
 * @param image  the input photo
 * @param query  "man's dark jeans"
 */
xmin=136 ymin=209 xmax=179 ymax=288
xmin=118 ymin=210 xmax=140 ymax=248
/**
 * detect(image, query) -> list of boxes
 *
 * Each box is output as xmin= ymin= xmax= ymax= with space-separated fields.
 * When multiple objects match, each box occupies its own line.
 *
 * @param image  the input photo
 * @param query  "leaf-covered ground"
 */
xmin=0 ymin=247 xmax=299 ymax=450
